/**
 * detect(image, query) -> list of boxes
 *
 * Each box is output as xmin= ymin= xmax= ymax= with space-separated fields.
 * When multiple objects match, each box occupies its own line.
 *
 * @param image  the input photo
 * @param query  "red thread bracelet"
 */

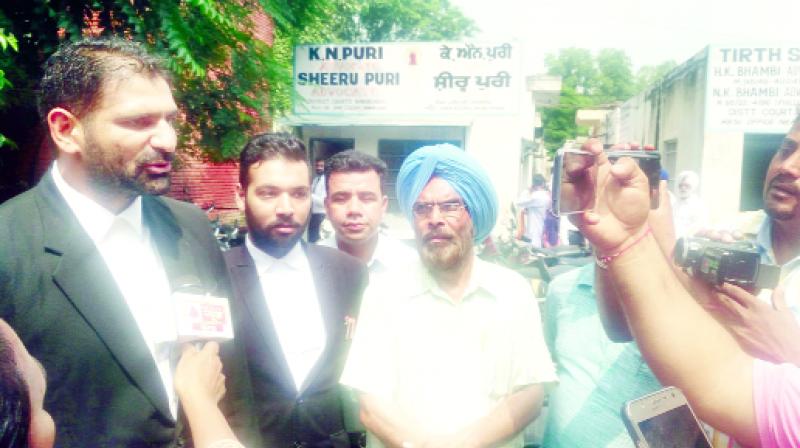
xmin=595 ymin=227 xmax=652 ymax=269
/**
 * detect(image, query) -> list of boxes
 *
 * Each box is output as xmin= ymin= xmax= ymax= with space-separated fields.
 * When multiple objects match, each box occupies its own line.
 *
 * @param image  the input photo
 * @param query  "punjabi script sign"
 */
xmin=293 ymin=41 xmax=521 ymax=116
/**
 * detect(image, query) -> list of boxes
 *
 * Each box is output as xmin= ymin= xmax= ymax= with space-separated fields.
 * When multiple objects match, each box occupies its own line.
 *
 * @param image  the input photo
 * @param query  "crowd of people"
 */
xmin=0 ymin=35 xmax=798 ymax=448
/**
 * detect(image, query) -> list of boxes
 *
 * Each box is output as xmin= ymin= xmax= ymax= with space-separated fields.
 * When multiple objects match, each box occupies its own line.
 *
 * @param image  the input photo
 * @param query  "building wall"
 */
xmin=616 ymin=49 xmax=751 ymax=223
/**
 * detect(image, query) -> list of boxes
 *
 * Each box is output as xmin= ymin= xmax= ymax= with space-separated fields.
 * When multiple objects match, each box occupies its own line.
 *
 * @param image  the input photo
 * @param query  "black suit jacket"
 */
xmin=225 ymin=243 xmax=368 ymax=448
xmin=0 ymin=173 xmax=260 ymax=447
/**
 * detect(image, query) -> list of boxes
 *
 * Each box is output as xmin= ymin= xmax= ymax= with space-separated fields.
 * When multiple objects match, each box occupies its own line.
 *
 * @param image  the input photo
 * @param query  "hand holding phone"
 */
xmin=622 ymin=386 xmax=712 ymax=448
xmin=552 ymin=145 xmax=661 ymax=217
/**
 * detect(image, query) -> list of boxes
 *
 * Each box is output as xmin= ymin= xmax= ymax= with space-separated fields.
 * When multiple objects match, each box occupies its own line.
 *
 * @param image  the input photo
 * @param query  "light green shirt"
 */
xmin=543 ymin=263 xmax=661 ymax=448
xmin=341 ymin=257 xmax=557 ymax=447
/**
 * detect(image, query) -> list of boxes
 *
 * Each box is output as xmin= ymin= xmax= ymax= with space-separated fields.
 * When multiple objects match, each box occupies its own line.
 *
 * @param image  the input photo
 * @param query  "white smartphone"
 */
xmin=622 ymin=386 xmax=712 ymax=448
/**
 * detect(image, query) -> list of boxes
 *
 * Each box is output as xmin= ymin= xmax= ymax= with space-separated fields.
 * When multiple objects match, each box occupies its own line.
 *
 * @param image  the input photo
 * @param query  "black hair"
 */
xmin=238 ymin=133 xmax=308 ymax=187
xmin=323 ymin=150 xmax=387 ymax=193
xmin=0 ymin=333 xmax=31 ymax=448
xmin=38 ymin=36 xmax=168 ymax=120
xmin=532 ymin=174 xmax=547 ymax=188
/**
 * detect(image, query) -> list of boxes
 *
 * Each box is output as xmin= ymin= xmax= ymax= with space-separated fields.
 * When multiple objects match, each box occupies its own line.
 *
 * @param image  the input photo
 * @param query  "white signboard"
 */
xmin=293 ymin=41 xmax=521 ymax=116
xmin=706 ymin=45 xmax=800 ymax=132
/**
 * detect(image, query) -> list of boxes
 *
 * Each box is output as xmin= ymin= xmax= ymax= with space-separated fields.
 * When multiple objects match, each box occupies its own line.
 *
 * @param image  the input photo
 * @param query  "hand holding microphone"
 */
xmin=171 ymin=277 xmax=244 ymax=448
xmin=174 ymin=342 xmax=226 ymax=407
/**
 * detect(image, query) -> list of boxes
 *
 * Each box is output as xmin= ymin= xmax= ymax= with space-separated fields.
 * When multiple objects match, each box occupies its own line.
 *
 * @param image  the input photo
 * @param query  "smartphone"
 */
xmin=622 ymin=386 xmax=712 ymax=448
xmin=552 ymin=147 xmax=597 ymax=216
xmin=552 ymin=147 xmax=661 ymax=217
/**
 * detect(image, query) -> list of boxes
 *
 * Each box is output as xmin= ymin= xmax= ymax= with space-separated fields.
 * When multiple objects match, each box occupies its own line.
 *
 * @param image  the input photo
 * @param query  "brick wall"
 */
xmin=168 ymin=158 xmax=243 ymax=225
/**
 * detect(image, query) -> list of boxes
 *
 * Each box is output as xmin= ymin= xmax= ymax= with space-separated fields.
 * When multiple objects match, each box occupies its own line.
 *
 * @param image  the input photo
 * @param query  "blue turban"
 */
xmin=396 ymin=144 xmax=498 ymax=243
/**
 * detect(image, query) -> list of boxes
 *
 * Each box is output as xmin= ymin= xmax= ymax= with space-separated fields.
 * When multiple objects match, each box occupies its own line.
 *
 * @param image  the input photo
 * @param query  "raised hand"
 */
xmin=574 ymin=140 xmax=651 ymax=255
xmin=174 ymin=341 xmax=227 ymax=408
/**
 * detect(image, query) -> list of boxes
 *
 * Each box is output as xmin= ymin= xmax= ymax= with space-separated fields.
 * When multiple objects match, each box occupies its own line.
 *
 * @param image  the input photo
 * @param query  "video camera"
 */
xmin=673 ymin=237 xmax=780 ymax=289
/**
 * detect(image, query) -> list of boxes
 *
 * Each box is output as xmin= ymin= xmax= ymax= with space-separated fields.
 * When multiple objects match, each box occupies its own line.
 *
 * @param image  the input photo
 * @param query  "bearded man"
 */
xmin=0 ymin=37 xmax=259 ymax=446
xmin=341 ymin=144 xmax=557 ymax=448
xmin=225 ymin=133 xmax=368 ymax=447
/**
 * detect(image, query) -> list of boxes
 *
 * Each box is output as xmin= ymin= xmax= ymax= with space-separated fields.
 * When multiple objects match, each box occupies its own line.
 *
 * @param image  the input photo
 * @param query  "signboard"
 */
xmin=293 ymin=41 xmax=521 ymax=116
xmin=706 ymin=45 xmax=800 ymax=132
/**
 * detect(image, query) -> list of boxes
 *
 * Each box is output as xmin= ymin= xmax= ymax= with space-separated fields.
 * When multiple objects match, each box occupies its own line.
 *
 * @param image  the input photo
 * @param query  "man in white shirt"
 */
xmin=225 ymin=133 xmax=368 ymax=447
xmin=318 ymin=150 xmax=417 ymax=274
xmin=309 ymin=157 xmax=328 ymax=242
xmin=515 ymin=174 xmax=551 ymax=248
xmin=341 ymin=144 xmax=557 ymax=448
xmin=0 ymin=37 xmax=259 ymax=446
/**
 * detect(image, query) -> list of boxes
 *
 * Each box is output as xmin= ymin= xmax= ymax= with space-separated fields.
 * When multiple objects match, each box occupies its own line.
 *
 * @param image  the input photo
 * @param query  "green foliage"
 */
xmin=341 ymin=0 xmax=477 ymax=42
xmin=0 ymin=12 xmax=17 ymax=149
xmin=542 ymin=47 xmax=675 ymax=154
xmin=635 ymin=60 xmax=678 ymax=92
xmin=0 ymin=0 xmax=475 ymax=161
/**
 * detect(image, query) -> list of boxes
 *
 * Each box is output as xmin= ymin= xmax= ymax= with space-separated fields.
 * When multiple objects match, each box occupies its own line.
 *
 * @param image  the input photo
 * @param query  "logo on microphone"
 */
xmin=188 ymin=303 xmax=226 ymax=332
xmin=173 ymin=292 xmax=234 ymax=342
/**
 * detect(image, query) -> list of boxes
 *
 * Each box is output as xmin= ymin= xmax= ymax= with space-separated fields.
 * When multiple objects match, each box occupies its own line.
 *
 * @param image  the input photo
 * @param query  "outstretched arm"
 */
xmin=575 ymin=148 xmax=759 ymax=446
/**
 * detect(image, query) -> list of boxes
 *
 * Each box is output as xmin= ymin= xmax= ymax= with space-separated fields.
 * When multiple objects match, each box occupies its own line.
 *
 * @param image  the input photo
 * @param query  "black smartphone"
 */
xmin=622 ymin=386 xmax=712 ymax=448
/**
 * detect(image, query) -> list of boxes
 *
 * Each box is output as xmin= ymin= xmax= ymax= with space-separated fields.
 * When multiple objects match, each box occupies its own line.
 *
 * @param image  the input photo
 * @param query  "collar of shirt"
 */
xmin=408 ymin=257 xmax=502 ymax=304
xmin=51 ymin=162 xmax=144 ymax=243
xmin=245 ymin=235 xmax=309 ymax=273
xmin=371 ymin=234 xmax=418 ymax=273
xmin=755 ymin=214 xmax=800 ymax=270
xmin=319 ymin=233 xmax=417 ymax=272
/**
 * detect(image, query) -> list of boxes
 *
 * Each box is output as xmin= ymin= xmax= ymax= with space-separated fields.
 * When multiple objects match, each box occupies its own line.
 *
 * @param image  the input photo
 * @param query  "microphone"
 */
xmin=172 ymin=276 xmax=234 ymax=344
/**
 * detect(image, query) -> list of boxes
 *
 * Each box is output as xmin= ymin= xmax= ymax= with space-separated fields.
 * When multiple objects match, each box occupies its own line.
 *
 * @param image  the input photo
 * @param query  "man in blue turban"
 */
xmin=396 ymin=144 xmax=498 ymax=244
xmin=341 ymin=144 xmax=556 ymax=448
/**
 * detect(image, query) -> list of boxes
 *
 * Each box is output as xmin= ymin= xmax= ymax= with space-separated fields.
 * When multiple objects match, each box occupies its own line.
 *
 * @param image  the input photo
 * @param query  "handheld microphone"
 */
xmin=172 ymin=276 xmax=234 ymax=343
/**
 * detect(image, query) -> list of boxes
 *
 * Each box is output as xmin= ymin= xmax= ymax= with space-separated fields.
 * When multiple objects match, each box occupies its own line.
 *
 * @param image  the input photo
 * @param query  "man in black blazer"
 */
xmin=226 ymin=133 xmax=368 ymax=447
xmin=0 ymin=37 xmax=259 ymax=446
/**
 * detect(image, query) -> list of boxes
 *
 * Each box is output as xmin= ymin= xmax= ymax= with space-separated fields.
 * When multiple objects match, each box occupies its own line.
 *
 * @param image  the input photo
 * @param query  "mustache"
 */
xmin=138 ymin=151 xmax=174 ymax=164
xmin=423 ymin=230 xmax=454 ymax=243
xmin=266 ymin=219 xmax=301 ymax=229
xmin=769 ymin=175 xmax=799 ymax=194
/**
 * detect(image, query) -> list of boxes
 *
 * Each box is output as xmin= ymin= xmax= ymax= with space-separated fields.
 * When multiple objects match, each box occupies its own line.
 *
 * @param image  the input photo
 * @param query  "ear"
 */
xmin=323 ymin=193 xmax=331 ymax=214
xmin=46 ymin=108 xmax=84 ymax=156
xmin=380 ymin=195 xmax=388 ymax=214
xmin=235 ymin=183 xmax=246 ymax=212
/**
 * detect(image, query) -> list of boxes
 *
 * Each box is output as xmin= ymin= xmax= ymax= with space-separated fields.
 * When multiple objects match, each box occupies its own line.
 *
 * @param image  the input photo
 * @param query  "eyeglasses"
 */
xmin=411 ymin=200 xmax=467 ymax=218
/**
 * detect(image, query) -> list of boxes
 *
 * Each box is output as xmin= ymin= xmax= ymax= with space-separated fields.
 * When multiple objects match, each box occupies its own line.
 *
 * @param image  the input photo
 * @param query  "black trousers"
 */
xmin=308 ymin=213 xmax=325 ymax=242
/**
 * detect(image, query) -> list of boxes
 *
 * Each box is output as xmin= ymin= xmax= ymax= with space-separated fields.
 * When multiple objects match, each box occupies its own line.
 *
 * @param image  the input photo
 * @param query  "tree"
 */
xmin=336 ymin=0 xmax=477 ymax=42
xmin=541 ymin=47 xmax=674 ymax=153
xmin=594 ymin=48 xmax=635 ymax=103
xmin=0 ymin=13 xmax=17 ymax=149
xmin=544 ymin=48 xmax=596 ymax=95
xmin=0 ymin=0 xmax=475 ymax=158
xmin=635 ymin=60 xmax=677 ymax=92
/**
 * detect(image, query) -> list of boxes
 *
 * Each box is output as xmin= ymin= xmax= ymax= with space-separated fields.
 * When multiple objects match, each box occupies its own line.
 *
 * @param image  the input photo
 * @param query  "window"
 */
xmin=309 ymin=138 xmax=355 ymax=163
xmin=662 ymin=139 xmax=678 ymax=188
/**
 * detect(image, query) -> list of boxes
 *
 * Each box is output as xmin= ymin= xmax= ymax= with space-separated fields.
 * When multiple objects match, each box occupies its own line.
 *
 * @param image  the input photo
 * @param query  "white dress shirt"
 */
xmin=318 ymin=233 xmax=418 ymax=275
xmin=311 ymin=174 xmax=326 ymax=214
xmin=245 ymin=237 xmax=327 ymax=391
xmin=51 ymin=163 xmax=179 ymax=417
